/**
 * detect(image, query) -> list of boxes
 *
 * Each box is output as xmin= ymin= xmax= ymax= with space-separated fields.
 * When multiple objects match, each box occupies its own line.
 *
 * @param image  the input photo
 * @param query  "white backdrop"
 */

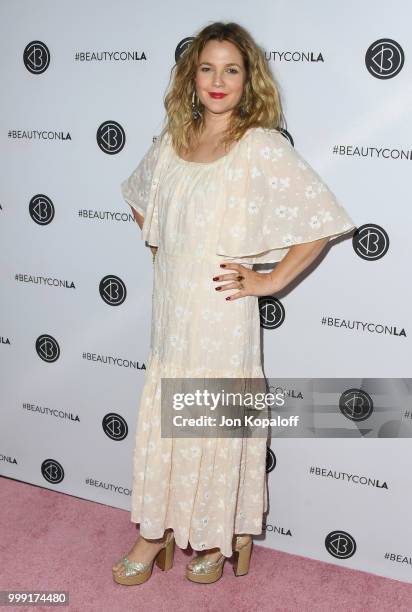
xmin=1 ymin=0 xmax=411 ymax=585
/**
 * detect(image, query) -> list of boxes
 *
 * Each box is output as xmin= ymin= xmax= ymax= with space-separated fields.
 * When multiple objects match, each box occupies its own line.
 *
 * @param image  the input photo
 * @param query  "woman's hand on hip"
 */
xmin=212 ymin=263 xmax=278 ymax=300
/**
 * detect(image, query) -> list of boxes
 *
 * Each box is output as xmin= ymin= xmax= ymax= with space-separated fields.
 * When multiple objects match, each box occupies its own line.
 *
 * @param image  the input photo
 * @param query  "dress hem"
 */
xmin=129 ymin=515 xmax=265 ymax=558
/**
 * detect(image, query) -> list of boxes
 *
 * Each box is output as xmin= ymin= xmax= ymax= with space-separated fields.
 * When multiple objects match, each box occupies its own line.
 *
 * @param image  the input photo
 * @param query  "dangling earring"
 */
xmin=238 ymin=89 xmax=249 ymax=119
xmin=239 ymin=102 xmax=248 ymax=119
xmin=191 ymin=89 xmax=202 ymax=120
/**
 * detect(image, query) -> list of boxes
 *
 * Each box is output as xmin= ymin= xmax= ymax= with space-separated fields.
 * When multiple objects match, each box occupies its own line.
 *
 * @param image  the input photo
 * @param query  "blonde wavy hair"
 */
xmin=159 ymin=21 xmax=285 ymax=156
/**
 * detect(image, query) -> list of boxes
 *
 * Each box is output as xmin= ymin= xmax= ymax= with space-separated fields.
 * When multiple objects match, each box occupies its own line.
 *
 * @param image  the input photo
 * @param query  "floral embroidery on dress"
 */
xmin=215 ymin=127 xmax=356 ymax=264
xmin=119 ymin=125 xmax=355 ymax=559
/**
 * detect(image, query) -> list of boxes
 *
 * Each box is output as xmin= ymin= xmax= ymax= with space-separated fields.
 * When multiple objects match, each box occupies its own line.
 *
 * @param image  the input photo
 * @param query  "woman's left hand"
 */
xmin=212 ymin=262 xmax=278 ymax=300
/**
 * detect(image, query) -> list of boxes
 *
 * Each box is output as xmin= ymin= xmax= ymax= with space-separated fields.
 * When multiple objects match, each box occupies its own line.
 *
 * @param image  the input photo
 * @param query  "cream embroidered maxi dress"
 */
xmin=120 ymin=126 xmax=356 ymax=558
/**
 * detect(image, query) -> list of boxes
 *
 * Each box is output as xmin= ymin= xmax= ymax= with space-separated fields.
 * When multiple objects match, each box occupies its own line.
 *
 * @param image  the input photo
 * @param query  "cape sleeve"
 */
xmin=216 ymin=128 xmax=357 ymax=265
xmin=120 ymin=135 xmax=162 ymax=218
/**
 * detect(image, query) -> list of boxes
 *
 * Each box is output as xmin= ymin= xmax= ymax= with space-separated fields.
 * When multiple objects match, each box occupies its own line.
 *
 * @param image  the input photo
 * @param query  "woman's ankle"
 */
xmin=141 ymin=528 xmax=172 ymax=545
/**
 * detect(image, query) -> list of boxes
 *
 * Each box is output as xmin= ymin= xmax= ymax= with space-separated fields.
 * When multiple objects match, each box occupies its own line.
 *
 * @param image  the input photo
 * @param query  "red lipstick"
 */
xmin=208 ymin=92 xmax=227 ymax=99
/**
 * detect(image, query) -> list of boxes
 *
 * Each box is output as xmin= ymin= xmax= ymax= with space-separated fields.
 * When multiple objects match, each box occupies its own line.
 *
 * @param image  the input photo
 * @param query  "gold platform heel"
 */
xmin=233 ymin=535 xmax=253 ymax=577
xmin=185 ymin=548 xmax=226 ymax=584
xmin=112 ymin=530 xmax=175 ymax=586
xmin=155 ymin=532 xmax=175 ymax=572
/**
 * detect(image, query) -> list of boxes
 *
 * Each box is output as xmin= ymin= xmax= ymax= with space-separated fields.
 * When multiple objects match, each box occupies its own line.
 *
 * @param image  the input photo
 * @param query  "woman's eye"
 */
xmin=199 ymin=67 xmax=239 ymax=74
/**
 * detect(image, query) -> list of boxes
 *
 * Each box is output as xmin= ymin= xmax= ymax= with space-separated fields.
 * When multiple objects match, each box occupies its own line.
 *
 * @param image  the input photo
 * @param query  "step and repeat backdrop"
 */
xmin=1 ymin=0 xmax=411 ymax=585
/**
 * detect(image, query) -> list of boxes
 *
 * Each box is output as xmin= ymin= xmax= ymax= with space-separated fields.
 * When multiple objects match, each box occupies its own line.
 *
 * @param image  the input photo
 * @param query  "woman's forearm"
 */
xmin=268 ymin=237 xmax=330 ymax=292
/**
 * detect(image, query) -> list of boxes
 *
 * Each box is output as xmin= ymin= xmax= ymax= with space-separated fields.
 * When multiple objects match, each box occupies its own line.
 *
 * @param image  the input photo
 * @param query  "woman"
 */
xmin=113 ymin=21 xmax=356 ymax=585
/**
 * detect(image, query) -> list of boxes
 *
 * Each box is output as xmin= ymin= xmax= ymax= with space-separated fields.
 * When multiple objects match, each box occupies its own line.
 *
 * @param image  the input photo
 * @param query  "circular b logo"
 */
xmin=99 ymin=275 xmax=127 ymax=306
xmin=325 ymin=530 xmax=357 ymax=559
xmin=259 ymin=296 xmax=285 ymax=329
xmin=97 ymin=121 xmax=126 ymax=154
xmin=36 ymin=334 xmax=60 ymax=363
xmin=339 ymin=389 xmax=374 ymax=422
xmin=365 ymin=38 xmax=404 ymax=79
xmin=23 ymin=40 xmax=50 ymax=74
xmin=102 ymin=413 xmax=128 ymax=441
xmin=41 ymin=459 xmax=64 ymax=484
xmin=29 ymin=194 xmax=55 ymax=225
xmin=353 ymin=224 xmax=389 ymax=260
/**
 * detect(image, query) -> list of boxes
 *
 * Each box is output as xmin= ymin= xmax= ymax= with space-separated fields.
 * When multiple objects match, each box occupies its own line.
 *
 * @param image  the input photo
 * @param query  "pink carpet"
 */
xmin=1 ymin=476 xmax=411 ymax=612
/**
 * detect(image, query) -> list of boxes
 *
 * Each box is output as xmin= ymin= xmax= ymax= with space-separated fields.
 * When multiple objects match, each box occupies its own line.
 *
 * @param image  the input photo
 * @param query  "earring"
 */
xmin=239 ymin=105 xmax=248 ymax=119
xmin=191 ymin=90 xmax=202 ymax=120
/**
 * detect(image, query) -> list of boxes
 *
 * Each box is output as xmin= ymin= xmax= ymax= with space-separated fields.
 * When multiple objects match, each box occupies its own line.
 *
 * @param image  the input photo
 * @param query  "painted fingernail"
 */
xmin=225 ymin=296 xmax=230 ymax=300
xmin=215 ymin=287 xmax=221 ymax=291
xmin=212 ymin=276 xmax=218 ymax=281
xmin=220 ymin=264 xmax=226 ymax=268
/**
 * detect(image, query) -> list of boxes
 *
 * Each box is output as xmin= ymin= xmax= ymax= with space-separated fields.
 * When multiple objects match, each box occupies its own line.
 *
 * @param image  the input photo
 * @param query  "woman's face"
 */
xmin=194 ymin=40 xmax=246 ymax=119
